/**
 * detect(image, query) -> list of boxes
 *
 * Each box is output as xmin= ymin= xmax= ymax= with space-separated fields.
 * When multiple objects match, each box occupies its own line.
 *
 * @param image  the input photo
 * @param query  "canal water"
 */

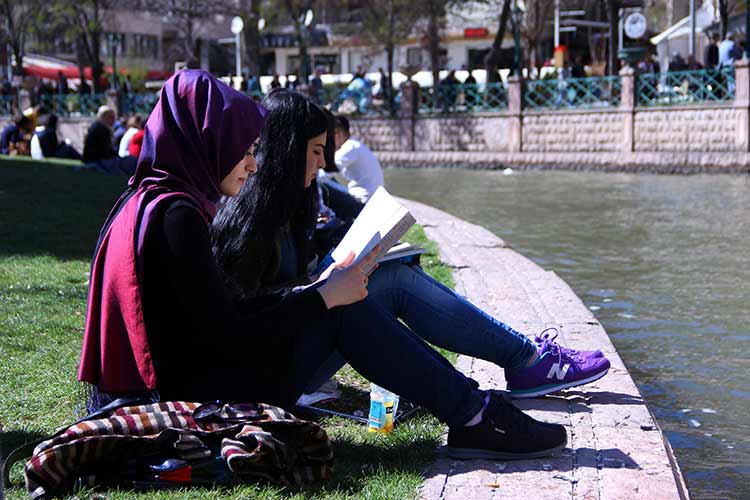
xmin=385 ymin=168 xmax=750 ymax=500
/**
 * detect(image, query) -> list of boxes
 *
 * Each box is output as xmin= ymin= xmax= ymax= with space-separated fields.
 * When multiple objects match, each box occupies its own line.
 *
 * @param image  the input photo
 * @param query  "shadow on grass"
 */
xmin=1 ymin=429 xmax=48 ymax=462
xmin=0 ymin=160 xmax=127 ymax=259
xmin=4 ymin=434 xmax=442 ymax=499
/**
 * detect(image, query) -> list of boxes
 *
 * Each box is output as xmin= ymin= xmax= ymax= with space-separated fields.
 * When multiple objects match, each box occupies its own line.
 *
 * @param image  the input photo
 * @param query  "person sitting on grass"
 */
xmin=210 ymin=88 xmax=611 ymax=458
xmin=0 ymin=113 xmax=33 ymax=155
xmin=331 ymin=115 xmax=384 ymax=203
xmin=82 ymin=106 xmax=137 ymax=175
xmin=30 ymin=114 xmax=82 ymax=161
xmin=118 ymin=115 xmax=143 ymax=158
xmin=80 ymin=70 xmax=566 ymax=462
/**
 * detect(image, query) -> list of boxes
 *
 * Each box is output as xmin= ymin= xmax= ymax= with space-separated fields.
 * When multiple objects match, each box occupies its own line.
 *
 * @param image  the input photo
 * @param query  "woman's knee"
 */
xmin=369 ymin=263 xmax=417 ymax=293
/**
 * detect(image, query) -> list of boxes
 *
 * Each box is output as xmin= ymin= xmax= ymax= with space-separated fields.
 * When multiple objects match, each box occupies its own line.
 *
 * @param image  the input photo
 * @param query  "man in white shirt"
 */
xmin=333 ymin=115 xmax=384 ymax=203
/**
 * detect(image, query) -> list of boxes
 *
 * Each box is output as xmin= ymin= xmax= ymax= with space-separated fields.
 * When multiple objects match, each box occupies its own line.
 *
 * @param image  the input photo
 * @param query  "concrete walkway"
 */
xmin=398 ymin=198 xmax=690 ymax=500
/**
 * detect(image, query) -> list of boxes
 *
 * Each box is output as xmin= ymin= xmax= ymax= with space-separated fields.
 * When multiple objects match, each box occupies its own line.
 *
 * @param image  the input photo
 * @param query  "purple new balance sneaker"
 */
xmin=506 ymin=333 xmax=610 ymax=398
xmin=534 ymin=328 xmax=604 ymax=360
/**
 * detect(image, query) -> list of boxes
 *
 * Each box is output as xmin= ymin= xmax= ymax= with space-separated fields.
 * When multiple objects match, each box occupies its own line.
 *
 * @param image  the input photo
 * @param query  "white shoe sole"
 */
xmin=509 ymin=367 xmax=610 ymax=399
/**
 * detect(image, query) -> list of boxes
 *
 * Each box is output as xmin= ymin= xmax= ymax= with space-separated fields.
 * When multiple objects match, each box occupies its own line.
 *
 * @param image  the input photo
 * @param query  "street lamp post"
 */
xmin=301 ymin=8 xmax=314 ymax=79
xmin=231 ymin=16 xmax=244 ymax=89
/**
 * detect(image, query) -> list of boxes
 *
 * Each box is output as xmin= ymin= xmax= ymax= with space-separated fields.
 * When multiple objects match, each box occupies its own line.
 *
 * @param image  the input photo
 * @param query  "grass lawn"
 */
xmin=0 ymin=157 xmax=455 ymax=500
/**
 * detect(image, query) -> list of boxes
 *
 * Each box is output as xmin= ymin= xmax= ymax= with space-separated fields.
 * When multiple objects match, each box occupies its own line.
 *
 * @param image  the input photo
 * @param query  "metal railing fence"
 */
xmin=524 ymin=75 xmax=622 ymax=109
xmin=636 ymin=67 xmax=736 ymax=106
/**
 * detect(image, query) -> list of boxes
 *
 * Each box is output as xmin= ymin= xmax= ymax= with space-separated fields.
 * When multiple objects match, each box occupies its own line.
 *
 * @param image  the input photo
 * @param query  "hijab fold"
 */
xmin=79 ymin=70 xmax=267 ymax=392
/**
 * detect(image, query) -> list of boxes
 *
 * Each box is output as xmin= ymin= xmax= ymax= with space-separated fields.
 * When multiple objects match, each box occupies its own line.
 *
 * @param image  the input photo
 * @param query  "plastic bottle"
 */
xmin=367 ymin=383 xmax=399 ymax=433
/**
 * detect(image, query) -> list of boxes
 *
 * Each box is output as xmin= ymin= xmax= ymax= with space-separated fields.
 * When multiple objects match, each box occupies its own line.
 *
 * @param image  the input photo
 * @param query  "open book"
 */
xmin=379 ymin=242 xmax=426 ymax=264
xmin=331 ymin=187 xmax=417 ymax=272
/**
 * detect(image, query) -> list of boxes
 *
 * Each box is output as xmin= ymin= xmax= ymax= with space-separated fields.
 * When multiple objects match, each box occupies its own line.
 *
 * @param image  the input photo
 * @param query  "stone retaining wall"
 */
xmin=522 ymin=110 xmax=627 ymax=152
xmin=634 ymin=106 xmax=741 ymax=152
xmin=349 ymin=105 xmax=745 ymax=159
xmin=415 ymin=115 xmax=511 ymax=152
xmin=347 ymin=60 xmax=750 ymax=167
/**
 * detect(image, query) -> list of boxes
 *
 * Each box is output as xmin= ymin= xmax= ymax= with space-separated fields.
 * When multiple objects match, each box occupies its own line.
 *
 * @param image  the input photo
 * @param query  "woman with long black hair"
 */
xmin=212 ymin=89 xmax=610 ymax=404
xmin=79 ymin=72 xmax=567 ymax=461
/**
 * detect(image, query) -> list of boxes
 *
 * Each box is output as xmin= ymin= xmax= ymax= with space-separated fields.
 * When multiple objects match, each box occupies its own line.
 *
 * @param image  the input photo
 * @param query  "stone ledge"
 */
xmin=397 ymin=198 xmax=691 ymax=500
xmin=379 ymin=151 xmax=750 ymax=174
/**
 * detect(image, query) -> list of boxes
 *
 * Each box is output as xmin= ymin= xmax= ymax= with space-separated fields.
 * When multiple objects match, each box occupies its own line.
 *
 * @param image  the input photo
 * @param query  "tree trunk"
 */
xmin=426 ymin=1 xmax=441 ymax=87
xmin=90 ymin=0 xmax=103 ymax=93
xmin=484 ymin=0 xmax=511 ymax=83
xmin=2 ymin=1 xmax=25 ymax=76
xmin=298 ymin=28 xmax=309 ymax=78
xmin=606 ymin=0 xmax=618 ymax=75
xmin=719 ymin=0 xmax=729 ymax=39
xmin=386 ymin=0 xmax=396 ymax=116
xmin=386 ymin=43 xmax=395 ymax=116
xmin=10 ymin=43 xmax=23 ymax=77
xmin=76 ymin=36 xmax=89 ymax=95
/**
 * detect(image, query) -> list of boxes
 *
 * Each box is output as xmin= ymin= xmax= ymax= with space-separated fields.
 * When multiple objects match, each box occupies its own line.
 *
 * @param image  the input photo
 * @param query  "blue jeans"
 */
xmin=304 ymin=263 xmax=536 ymax=392
xmin=290 ymin=295 xmax=484 ymax=428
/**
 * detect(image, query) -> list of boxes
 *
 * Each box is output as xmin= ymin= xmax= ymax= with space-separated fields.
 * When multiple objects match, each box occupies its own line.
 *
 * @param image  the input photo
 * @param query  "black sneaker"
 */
xmin=446 ymin=392 xmax=567 ymax=460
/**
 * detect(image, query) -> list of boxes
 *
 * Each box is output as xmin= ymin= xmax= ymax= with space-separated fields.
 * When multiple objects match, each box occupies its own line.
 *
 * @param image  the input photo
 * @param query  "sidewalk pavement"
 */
xmin=399 ymin=198 xmax=690 ymax=500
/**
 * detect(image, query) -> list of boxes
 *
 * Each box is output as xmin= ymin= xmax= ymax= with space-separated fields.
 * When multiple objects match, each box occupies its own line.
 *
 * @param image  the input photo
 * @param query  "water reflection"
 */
xmin=385 ymin=168 xmax=750 ymax=499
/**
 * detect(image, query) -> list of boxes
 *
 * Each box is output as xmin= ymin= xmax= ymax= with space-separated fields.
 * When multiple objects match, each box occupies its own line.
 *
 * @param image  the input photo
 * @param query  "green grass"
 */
xmin=0 ymin=158 xmax=456 ymax=500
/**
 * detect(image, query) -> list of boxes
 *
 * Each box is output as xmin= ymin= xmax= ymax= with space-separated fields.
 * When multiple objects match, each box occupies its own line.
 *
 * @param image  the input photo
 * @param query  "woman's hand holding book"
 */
xmin=317 ymin=246 xmax=380 ymax=309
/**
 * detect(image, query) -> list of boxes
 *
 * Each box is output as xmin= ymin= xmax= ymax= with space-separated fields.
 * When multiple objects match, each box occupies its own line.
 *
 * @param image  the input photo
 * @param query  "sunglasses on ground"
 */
xmin=193 ymin=401 xmax=263 ymax=423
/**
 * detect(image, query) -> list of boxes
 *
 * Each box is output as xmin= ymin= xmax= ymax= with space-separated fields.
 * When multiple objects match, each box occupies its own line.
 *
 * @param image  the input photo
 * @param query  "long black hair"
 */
xmin=211 ymin=89 xmax=326 ymax=296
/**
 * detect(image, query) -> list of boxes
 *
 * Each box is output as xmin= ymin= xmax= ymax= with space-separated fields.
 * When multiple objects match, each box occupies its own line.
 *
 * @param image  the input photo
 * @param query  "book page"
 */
xmin=331 ymin=187 xmax=416 ymax=268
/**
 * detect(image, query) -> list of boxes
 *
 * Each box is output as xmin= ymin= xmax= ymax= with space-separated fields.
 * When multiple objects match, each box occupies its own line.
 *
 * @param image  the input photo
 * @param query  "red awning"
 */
xmin=25 ymin=64 xmax=172 ymax=82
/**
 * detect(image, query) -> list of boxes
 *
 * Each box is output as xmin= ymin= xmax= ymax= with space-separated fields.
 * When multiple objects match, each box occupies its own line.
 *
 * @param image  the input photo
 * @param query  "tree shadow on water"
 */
xmin=0 ymin=163 xmax=127 ymax=260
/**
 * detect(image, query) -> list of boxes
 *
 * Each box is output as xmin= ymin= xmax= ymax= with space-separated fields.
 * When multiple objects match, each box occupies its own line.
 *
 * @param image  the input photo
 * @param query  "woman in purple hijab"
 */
xmin=78 ymin=69 xmax=391 ymax=411
xmin=78 ymin=70 xmax=284 ymax=406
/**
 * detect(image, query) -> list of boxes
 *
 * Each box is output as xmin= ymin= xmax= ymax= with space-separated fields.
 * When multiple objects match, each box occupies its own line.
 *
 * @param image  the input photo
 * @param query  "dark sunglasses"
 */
xmin=193 ymin=401 xmax=263 ymax=423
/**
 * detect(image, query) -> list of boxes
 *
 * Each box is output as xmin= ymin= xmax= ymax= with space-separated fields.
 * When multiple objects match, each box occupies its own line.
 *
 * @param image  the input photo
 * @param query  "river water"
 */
xmin=385 ymin=168 xmax=750 ymax=500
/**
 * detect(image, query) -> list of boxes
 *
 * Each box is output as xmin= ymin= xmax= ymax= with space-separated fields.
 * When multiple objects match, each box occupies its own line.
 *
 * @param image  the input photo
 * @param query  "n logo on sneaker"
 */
xmin=546 ymin=362 xmax=570 ymax=380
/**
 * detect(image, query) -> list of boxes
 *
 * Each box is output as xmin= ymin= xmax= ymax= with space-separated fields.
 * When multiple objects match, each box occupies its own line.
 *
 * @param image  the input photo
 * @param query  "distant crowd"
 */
xmin=0 ymin=104 xmax=144 ymax=174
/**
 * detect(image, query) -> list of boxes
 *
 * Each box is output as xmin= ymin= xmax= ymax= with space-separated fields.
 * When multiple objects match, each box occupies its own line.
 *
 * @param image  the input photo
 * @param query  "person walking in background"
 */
xmin=309 ymin=67 xmax=323 ymax=104
xmin=285 ymin=72 xmax=299 ymax=90
xmin=378 ymin=67 xmax=390 ymax=101
xmin=333 ymin=115 xmax=384 ymax=203
xmin=270 ymin=74 xmax=281 ymax=89
xmin=118 ymin=115 xmax=143 ymax=157
xmin=439 ymin=70 xmax=460 ymax=112
xmin=571 ymin=55 xmax=586 ymax=78
xmin=719 ymin=32 xmax=742 ymax=68
xmin=719 ymin=32 xmax=742 ymax=96
xmin=704 ymin=33 xmax=720 ymax=69
xmin=248 ymin=73 xmax=261 ymax=96
xmin=123 ymin=74 xmax=133 ymax=95
xmin=57 ymin=71 xmax=69 ymax=95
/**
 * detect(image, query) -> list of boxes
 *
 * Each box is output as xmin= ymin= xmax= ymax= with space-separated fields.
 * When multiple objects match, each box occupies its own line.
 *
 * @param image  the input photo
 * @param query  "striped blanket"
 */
xmin=24 ymin=401 xmax=333 ymax=498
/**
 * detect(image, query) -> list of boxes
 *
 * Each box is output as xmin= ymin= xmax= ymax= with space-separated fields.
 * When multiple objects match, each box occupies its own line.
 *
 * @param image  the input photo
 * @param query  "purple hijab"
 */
xmin=79 ymin=70 xmax=268 ymax=392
